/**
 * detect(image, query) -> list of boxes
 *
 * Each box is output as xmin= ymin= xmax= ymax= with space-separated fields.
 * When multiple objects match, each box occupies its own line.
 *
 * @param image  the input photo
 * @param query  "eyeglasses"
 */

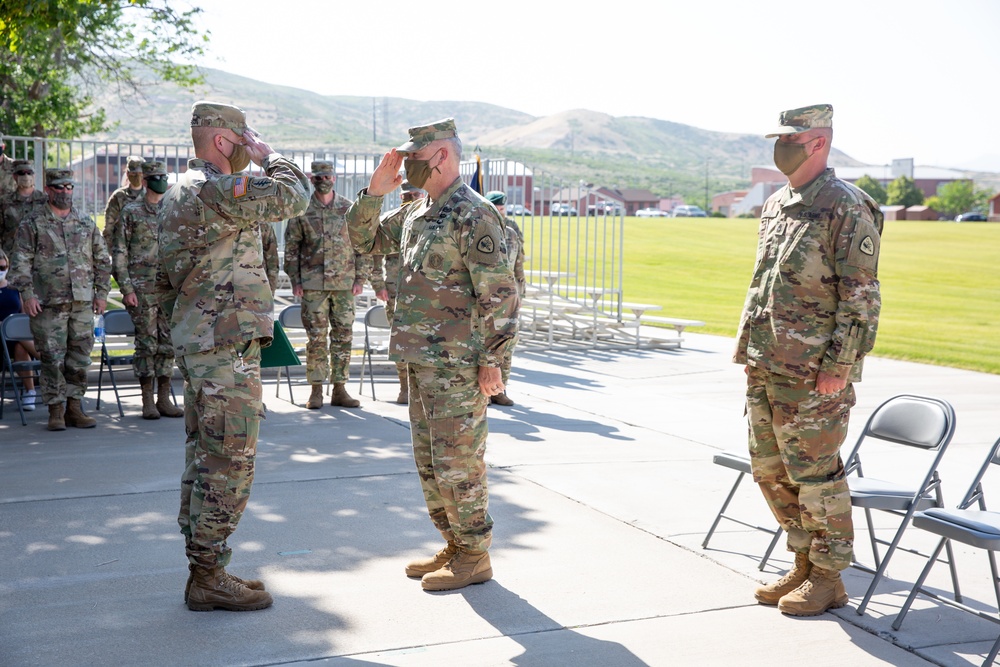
xmin=14 ymin=171 xmax=33 ymax=176
xmin=0 ymin=265 xmax=8 ymax=271
xmin=313 ymin=175 xmax=334 ymax=181
xmin=50 ymin=184 xmax=74 ymax=191
xmin=146 ymin=175 xmax=169 ymax=182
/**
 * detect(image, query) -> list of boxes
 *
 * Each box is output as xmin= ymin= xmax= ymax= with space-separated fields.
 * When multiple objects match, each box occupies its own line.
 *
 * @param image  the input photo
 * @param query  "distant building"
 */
xmin=989 ymin=192 xmax=1000 ymax=221
xmin=711 ymin=190 xmax=748 ymax=217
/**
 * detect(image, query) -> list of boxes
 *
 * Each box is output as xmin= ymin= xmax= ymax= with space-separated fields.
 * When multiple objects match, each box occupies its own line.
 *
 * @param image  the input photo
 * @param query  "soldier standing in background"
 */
xmin=367 ymin=179 xmax=425 ymax=404
xmin=1 ymin=160 xmax=47 ymax=256
xmin=261 ymin=221 xmax=280 ymax=296
xmin=734 ymin=104 xmax=882 ymax=617
xmin=9 ymin=168 xmax=111 ymax=431
xmin=485 ymin=190 xmax=525 ymax=407
xmin=103 ymin=156 xmax=145 ymax=260
xmin=348 ymin=118 xmax=519 ymax=591
xmin=283 ymin=160 xmax=369 ymax=410
xmin=158 ymin=101 xmax=309 ymax=612
xmin=112 ymin=160 xmax=183 ymax=420
xmin=0 ymin=133 xmax=16 ymax=199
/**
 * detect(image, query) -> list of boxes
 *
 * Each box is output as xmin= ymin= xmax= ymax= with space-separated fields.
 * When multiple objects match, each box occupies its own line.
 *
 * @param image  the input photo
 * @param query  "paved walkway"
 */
xmin=2 ymin=331 xmax=999 ymax=666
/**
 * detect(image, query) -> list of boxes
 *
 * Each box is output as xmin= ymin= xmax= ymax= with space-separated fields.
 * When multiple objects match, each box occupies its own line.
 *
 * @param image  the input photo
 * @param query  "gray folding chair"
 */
xmin=275 ymin=304 xmax=307 ymax=405
xmin=892 ymin=435 xmax=1000 ymax=667
xmin=1 ymin=313 xmax=42 ymax=425
xmin=95 ymin=309 xmax=138 ymax=418
xmin=358 ymin=305 xmax=390 ymax=400
xmin=702 ymin=450 xmax=784 ymax=571
xmin=844 ymin=393 xmax=958 ymax=615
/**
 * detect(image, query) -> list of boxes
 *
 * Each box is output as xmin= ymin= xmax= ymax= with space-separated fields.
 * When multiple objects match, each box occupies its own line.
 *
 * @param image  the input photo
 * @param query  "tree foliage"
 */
xmin=925 ymin=180 xmax=993 ymax=218
xmin=854 ymin=174 xmax=887 ymax=205
xmin=886 ymin=175 xmax=924 ymax=207
xmin=0 ymin=0 xmax=208 ymax=138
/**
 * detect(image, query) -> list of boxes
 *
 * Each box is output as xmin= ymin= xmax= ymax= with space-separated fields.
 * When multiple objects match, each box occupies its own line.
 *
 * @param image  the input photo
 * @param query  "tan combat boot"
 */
xmin=47 ymin=403 xmax=66 ymax=431
xmin=396 ymin=367 xmax=408 ymax=405
xmin=184 ymin=563 xmax=265 ymax=603
xmin=421 ymin=547 xmax=493 ymax=591
xmin=64 ymin=398 xmax=96 ymax=428
xmin=330 ymin=382 xmax=360 ymax=408
xmin=186 ymin=565 xmax=273 ymax=611
xmin=490 ymin=392 xmax=514 ymax=406
xmin=305 ymin=383 xmax=324 ymax=409
xmin=156 ymin=377 xmax=184 ymax=418
xmin=755 ymin=552 xmax=812 ymax=605
xmin=777 ymin=565 xmax=849 ymax=616
xmin=405 ymin=541 xmax=458 ymax=578
xmin=140 ymin=377 xmax=160 ymax=420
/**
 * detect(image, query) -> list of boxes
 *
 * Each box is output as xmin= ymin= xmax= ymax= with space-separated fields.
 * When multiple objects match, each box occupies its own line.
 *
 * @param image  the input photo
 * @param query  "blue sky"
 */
xmin=189 ymin=0 xmax=1000 ymax=171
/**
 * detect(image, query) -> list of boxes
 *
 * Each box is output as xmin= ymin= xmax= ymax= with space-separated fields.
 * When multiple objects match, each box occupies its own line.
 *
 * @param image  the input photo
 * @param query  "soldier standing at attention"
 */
xmin=112 ymin=160 xmax=183 ymax=420
xmin=261 ymin=221 xmax=280 ymax=297
xmin=348 ymin=119 xmax=520 ymax=591
xmin=485 ymin=190 xmax=525 ymax=407
xmin=158 ymin=101 xmax=309 ymax=612
xmin=0 ymin=133 xmax=16 ymax=199
xmin=103 ymin=156 xmax=145 ymax=257
xmin=1 ymin=160 xmax=47 ymax=256
xmin=367 ymin=179 xmax=425 ymax=404
xmin=734 ymin=104 xmax=882 ymax=616
xmin=9 ymin=168 xmax=111 ymax=431
xmin=283 ymin=160 xmax=370 ymax=410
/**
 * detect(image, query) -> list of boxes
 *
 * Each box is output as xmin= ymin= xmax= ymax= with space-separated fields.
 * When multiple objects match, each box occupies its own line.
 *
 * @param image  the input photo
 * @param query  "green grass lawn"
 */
xmin=618 ymin=217 xmax=1000 ymax=375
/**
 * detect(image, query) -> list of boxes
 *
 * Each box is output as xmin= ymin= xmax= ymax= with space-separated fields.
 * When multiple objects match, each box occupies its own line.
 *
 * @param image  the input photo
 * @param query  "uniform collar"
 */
xmin=188 ymin=158 xmax=222 ymax=176
xmin=781 ymin=168 xmax=835 ymax=209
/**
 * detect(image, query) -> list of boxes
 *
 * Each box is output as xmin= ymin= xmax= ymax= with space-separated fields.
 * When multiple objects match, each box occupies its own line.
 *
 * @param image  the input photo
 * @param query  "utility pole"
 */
xmin=704 ymin=159 xmax=710 ymax=211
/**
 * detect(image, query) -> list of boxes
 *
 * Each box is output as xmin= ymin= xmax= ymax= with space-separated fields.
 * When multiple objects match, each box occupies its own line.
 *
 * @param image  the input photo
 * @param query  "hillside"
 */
xmin=84 ymin=66 xmax=997 ymax=201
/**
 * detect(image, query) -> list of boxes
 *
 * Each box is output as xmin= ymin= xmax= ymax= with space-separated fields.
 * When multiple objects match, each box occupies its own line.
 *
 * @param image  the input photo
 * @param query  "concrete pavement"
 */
xmin=2 ymin=331 xmax=999 ymax=666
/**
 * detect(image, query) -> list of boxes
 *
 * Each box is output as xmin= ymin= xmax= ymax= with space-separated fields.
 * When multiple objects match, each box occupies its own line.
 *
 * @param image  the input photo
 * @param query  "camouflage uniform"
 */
xmin=113 ymin=197 xmax=174 ymax=378
xmin=734 ymin=162 xmax=882 ymax=571
xmin=102 ymin=156 xmax=145 ymax=266
xmin=157 ymin=102 xmax=309 ymax=568
xmin=261 ymin=221 xmax=279 ymax=294
xmin=283 ymin=176 xmax=371 ymax=385
xmin=1 ymin=162 xmax=47 ymax=256
xmin=348 ymin=146 xmax=519 ymax=551
xmin=9 ymin=185 xmax=111 ymax=406
xmin=499 ymin=215 xmax=525 ymax=387
xmin=0 ymin=152 xmax=15 ymax=200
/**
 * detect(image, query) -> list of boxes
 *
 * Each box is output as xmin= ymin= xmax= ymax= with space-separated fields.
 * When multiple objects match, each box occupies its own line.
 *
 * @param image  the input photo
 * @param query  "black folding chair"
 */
xmin=1 ymin=314 xmax=42 ymax=425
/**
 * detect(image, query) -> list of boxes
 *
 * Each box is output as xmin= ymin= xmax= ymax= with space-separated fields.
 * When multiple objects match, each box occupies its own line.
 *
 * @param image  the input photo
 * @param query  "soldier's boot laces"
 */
xmin=306 ymin=383 xmax=324 ymax=410
xmin=186 ymin=565 xmax=272 ymax=612
xmin=405 ymin=541 xmax=458 ymax=578
xmin=330 ymin=382 xmax=360 ymax=408
xmin=777 ymin=565 xmax=849 ymax=616
xmin=421 ymin=547 xmax=493 ymax=591
xmin=47 ymin=403 xmax=66 ymax=431
xmin=156 ymin=377 xmax=184 ymax=418
xmin=184 ymin=564 xmax=265 ymax=603
xmin=396 ymin=369 xmax=408 ymax=405
xmin=755 ymin=551 xmax=811 ymax=605
xmin=140 ymin=378 xmax=160 ymax=420
xmin=490 ymin=392 xmax=514 ymax=406
xmin=64 ymin=398 xmax=96 ymax=428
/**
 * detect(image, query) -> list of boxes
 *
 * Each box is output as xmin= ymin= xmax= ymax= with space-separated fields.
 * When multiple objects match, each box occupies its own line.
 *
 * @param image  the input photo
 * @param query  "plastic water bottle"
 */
xmin=94 ymin=313 xmax=105 ymax=343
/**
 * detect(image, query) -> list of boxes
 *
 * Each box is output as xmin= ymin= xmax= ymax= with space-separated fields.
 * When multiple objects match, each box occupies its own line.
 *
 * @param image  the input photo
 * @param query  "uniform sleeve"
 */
xmin=368 ymin=255 xmax=386 ymax=291
xmin=346 ymin=190 xmax=405 ymax=256
xmin=261 ymin=222 xmax=279 ymax=293
xmin=8 ymin=219 xmax=37 ymax=301
xmin=462 ymin=208 xmax=520 ymax=367
xmin=103 ymin=193 xmax=123 ymax=250
xmin=821 ymin=202 xmax=882 ymax=379
xmin=112 ymin=208 xmax=134 ymax=295
xmin=511 ymin=220 xmax=526 ymax=296
xmin=91 ymin=221 xmax=112 ymax=301
xmin=283 ymin=216 xmax=304 ymax=287
xmin=198 ymin=154 xmax=310 ymax=230
xmin=354 ymin=252 xmax=372 ymax=286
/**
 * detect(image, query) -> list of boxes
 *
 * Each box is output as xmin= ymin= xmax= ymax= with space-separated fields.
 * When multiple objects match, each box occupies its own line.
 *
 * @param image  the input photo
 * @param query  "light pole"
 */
xmin=704 ymin=159 xmax=710 ymax=211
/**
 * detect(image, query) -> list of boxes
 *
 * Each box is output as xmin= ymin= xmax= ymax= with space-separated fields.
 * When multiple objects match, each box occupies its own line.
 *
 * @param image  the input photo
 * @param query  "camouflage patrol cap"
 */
xmin=486 ymin=190 xmax=507 ymax=205
xmin=310 ymin=160 xmax=334 ymax=177
xmin=190 ymin=100 xmax=248 ymax=133
xmin=396 ymin=118 xmax=458 ymax=154
xmin=12 ymin=159 xmax=33 ymax=174
xmin=126 ymin=155 xmax=144 ymax=172
xmin=765 ymin=104 xmax=834 ymax=137
xmin=141 ymin=160 xmax=167 ymax=177
xmin=45 ymin=168 xmax=74 ymax=186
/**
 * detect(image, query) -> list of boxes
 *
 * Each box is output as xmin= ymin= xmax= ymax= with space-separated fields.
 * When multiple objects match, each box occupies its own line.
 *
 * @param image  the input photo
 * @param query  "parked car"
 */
xmin=955 ymin=212 xmax=987 ymax=222
xmin=588 ymin=202 xmax=623 ymax=215
xmin=635 ymin=207 xmax=668 ymax=217
xmin=508 ymin=204 xmax=532 ymax=216
xmin=551 ymin=203 xmax=578 ymax=216
xmin=672 ymin=205 xmax=708 ymax=217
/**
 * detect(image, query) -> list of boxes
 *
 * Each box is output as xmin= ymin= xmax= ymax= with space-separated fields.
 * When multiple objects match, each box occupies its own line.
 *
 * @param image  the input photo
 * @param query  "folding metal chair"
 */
xmin=1 ymin=313 xmax=42 ymax=425
xmin=702 ymin=450 xmax=784 ymax=571
xmin=844 ymin=393 xmax=958 ymax=615
xmin=275 ymin=304 xmax=307 ymax=405
xmin=95 ymin=309 xmax=137 ymax=418
xmin=357 ymin=305 xmax=390 ymax=400
xmin=892 ymin=435 xmax=1000 ymax=667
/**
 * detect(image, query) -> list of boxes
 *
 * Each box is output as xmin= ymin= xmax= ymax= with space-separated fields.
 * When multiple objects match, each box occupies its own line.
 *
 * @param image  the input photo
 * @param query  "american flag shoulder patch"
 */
xmin=233 ymin=176 xmax=249 ymax=198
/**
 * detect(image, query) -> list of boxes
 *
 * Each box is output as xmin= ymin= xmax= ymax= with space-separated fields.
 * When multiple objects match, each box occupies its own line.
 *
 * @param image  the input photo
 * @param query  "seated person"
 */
xmin=0 ymin=248 xmax=38 ymax=410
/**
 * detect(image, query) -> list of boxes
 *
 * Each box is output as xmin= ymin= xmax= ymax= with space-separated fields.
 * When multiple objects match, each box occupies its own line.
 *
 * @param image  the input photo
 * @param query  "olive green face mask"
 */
xmin=222 ymin=136 xmax=251 ymax=173
xmin=773 ymin=137 xmax=817 ymax=176
xmin=404 ymin=148 xmax=442 ymax=189
xmin=313 ymin=179 xmax=334 ymax=194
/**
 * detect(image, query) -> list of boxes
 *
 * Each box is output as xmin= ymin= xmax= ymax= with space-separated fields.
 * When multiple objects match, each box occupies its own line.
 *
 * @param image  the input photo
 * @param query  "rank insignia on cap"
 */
xmin=477 ymin=235 xmax=496 ymax=254
xmin=233 ymin=176 xmax=248 ymax=198
xmin=860 ymin=236 xmax=875 ymax=256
